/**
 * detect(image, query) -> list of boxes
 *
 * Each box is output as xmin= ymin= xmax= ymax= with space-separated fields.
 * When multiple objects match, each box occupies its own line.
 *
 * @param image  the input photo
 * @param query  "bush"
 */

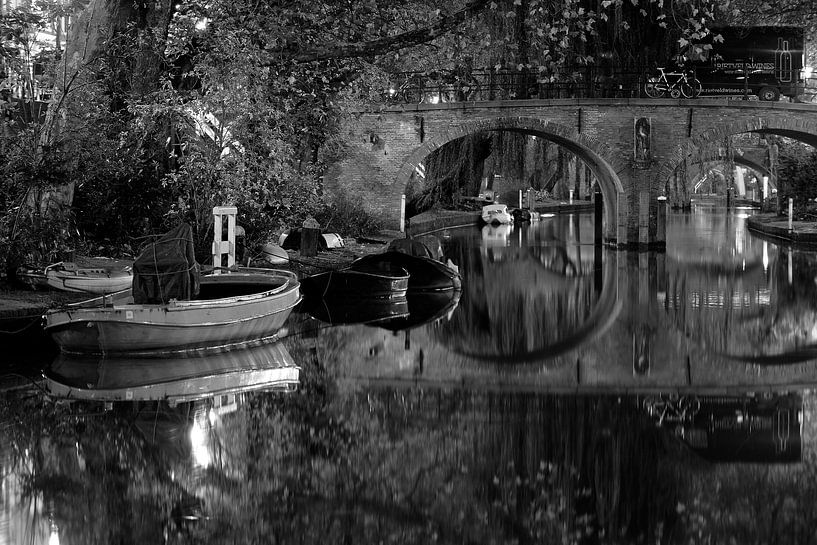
xmin=314 ymin=192 xmax=382 ymax=238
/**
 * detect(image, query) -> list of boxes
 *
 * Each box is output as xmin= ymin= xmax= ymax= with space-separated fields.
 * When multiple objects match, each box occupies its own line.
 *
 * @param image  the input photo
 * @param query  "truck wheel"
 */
xmin=758 ymin=86 xmax=780 ymax=101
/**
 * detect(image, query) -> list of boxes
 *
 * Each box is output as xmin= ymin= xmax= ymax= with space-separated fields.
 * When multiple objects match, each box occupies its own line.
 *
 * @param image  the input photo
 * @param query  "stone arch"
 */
xmin=655 ymin=116 xmax=817 ymax=188
xmin=677 ymin=153 xmax=775 ymax=200
xmin=394 ymin=116 xmax=627 ymax=243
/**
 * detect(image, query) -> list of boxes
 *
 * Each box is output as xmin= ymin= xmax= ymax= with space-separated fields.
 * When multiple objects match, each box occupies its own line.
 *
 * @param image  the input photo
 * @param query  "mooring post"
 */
xmin=789 ymin=198 xmax=794 ymax=233
xmin=657 ymin=195 xmax=667 ymax=243
xmin=301 ymin=217 xmax=321 ymax=257
xmin=400 ymin=194 xmax=406 ymax=233
xmin=212 ymin=205 xmax=237 ymax=272
xmin=593 ymin=188 xmax=603 ymax=246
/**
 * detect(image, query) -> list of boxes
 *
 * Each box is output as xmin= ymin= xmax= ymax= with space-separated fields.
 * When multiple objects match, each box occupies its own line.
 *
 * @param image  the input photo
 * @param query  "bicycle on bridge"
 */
xmin=644 ymin=67 xmax=702 ymax=99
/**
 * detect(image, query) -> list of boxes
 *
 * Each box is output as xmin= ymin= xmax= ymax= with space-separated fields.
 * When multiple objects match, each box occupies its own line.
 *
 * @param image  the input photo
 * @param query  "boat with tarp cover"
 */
xmin=44 ymin=223 xmax=301 ymax=356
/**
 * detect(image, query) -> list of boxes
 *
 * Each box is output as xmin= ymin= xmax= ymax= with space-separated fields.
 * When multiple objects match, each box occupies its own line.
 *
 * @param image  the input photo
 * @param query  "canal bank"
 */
xmin=0 ymin=200 xmax=616 ymax=331
xmin=747 ymin=214 xmax=817 ymax=247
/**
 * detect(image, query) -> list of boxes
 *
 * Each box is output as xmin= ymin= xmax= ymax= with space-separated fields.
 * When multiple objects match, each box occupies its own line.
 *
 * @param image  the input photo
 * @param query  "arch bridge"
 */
xmin=324 ymin=98 xmax=817 ymax=247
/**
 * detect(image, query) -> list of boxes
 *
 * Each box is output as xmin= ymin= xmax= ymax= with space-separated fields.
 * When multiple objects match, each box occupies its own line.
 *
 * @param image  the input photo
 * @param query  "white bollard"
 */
xmin=788 ymin=197 xmax=793 ymax=232
xmin=400 ymin=194 xmax=406 ymax=233
xmin=569 ymin=189 xmax=574 ymax=204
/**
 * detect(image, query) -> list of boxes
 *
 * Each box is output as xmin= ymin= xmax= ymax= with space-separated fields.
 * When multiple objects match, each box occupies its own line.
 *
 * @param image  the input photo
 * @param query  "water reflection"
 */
xmin=1 ymin=340 xmax=299 ymax=544
xmin=665 ymin=208 xmax=817 ymax=363
xmin=6 ymin=206 xmax=817 ymax=543
xmin=440 ymin=216 xmax=619 ymax=363
xmin=1 ymin=379 xmax=810 ymax=544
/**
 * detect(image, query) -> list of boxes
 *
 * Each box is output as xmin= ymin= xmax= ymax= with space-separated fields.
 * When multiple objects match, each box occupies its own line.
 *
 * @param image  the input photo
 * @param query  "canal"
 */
xmin=2 ymin=206 xmax=817 ymax=544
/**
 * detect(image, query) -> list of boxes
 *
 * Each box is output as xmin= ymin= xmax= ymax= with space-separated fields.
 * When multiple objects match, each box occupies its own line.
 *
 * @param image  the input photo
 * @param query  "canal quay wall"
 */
xmin=747 ymin=214 xmax=817 ymax=247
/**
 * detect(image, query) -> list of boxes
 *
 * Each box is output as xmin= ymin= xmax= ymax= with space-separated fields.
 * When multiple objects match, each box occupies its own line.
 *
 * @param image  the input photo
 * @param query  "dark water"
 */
xmin=2 ymin=207 xmax=817 ymax=544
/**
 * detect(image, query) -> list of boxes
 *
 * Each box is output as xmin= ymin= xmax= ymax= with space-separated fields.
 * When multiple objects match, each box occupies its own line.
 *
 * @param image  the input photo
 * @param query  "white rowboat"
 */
xmin=44 ymin=268 xmax=301 ymax=356
xmin=44 ymin=261 xmax=133 ymax=294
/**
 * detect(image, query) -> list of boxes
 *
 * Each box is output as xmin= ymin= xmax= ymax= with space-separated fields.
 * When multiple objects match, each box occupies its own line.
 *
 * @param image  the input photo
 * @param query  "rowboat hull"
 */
xmin=300 ymin=263 xmax=409 ymax=301
xmin=304 ymin=297 xmax=410 ymax=325
xmin=45 ymin=269 xmax=301 ymax=356
xmin=352 ymin=251 xmax=462 ymax=293
xmin=45 ymin=262 xmax=133 ymax=294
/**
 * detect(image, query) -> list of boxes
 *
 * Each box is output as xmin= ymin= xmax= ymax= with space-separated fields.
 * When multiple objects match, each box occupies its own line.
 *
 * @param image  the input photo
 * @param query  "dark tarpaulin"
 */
xmin=281 ymin=228 xmax=328 ymax=251
xmin=132 ymin=223 xmax=200 ymax=304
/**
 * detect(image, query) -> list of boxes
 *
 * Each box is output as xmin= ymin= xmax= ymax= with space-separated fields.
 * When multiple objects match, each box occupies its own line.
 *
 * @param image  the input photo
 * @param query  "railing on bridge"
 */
xmin=382 ymin=67 xmax=644 ymax=104
xmin=381 ymin=67 xmax=817 ymax=105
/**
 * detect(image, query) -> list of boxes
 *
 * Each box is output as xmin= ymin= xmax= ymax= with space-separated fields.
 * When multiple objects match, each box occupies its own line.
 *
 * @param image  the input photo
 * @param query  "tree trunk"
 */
xmin=38 ymin=0 xmax=174 ymax=213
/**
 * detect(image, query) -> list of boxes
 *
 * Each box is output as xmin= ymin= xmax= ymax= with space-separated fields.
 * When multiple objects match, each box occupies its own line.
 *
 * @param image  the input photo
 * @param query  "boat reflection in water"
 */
xmin=31 ymin=339 xmax=301 ymax=541
xmin=45 ymin=338 xmax=299 ymax=405
xmin=305 ymin=288 xmax=461 ymax=331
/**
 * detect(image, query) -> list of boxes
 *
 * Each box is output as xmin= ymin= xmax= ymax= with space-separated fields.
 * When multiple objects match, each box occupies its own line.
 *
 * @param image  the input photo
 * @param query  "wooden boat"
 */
xmin=44 ymin=261 xmax=133 ymax=294
xmin=45 ymin=267 xmax=301 ymax=356
xmin=15 ymin=265 xmax=49 ymax=290
xmin=300 ymin=260 xmax=409 ymax=301
xmin=352 ymin=238 xmax=462 ymax=293
xmin=44 ymin=338 xmax=299 ymax=403
xmin=304 ymin=297 xmax=410 ymax=326
xmin=481 ymin=203 xmax=514 ymax=225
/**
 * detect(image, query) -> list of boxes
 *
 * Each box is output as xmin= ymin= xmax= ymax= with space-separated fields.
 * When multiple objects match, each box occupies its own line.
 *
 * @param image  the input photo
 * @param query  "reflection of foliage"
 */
xmin=6 ymin=376 xmax=817 ymax=543
xmin=0 ymin=390 xmax=180 ymax=543
xmin=677 ymin=452 xmax=817 ymax=544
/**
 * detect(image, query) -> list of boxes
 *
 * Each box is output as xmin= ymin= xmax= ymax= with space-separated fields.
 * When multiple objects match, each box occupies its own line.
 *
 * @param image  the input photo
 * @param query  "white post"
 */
xmin=762 ymin=176 xmax=768 ymax=201
xmin=569 ymin=189 xmax=574 ymax=204
xmin=212 ymin=205 xmax=238 ymax=272
xmin=788 ymin=198 xmax=793 ymax=232
xmin=400 ymin=194 xmax=406 ymax=233
xmin=518 ymin=189 xmax=522 ymax=208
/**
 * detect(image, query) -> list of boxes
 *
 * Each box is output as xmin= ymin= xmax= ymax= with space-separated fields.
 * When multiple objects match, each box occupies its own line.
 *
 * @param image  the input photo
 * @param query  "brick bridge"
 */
xmin=324 ymin=98 xmax=817 ymax=248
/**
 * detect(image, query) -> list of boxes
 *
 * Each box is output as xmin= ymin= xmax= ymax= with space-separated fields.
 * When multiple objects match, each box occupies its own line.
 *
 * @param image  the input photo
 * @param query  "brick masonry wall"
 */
xmin=325 ymin=99 xmax=817 ymax=245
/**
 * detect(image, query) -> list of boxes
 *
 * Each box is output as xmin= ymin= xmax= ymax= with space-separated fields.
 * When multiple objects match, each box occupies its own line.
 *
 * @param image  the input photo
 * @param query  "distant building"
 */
xmin=1 ymin=0 xmax=68 ymax=100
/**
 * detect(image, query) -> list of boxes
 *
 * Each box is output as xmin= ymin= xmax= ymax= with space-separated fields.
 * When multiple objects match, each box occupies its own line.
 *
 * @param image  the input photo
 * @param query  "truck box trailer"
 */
xmin=684 ymin=26 xmax=805 ymax=101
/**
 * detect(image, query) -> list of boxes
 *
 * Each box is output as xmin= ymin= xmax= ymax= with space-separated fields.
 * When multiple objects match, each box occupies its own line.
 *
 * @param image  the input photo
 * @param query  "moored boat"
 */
xmin=44 ymin=261 xmax=134 ymax=294
xmin=45 ymin=268 xmax=301 ymax=356
xmin=352 ymin=238 xmax=462 ymax=293
xmin=481 ymin=203 xmax=514 ymax=225
xmin=304 ymin=297 xmax=410 ymax=326
xmin=15 ymin=265 xmax=49 ymax=290
xmin=44 ymin=224 xmax=301 ymax=356
xmin=300 ymin=260 xmax=409 ymax=301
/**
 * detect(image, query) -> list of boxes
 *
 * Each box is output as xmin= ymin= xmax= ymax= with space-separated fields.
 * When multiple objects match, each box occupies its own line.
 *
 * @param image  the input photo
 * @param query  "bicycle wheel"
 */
xmin=644 ymin=77 xmax=665 ymax=98
xmin=401 ymin=87 xmax=421 ymax=104
xmin=681 ymin=78 xmax=702 ymax=98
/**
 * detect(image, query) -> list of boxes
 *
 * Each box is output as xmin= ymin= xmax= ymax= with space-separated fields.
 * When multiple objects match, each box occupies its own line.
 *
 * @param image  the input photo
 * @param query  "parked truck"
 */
xmin=682 ymin=26 xmax=806 ymax=101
